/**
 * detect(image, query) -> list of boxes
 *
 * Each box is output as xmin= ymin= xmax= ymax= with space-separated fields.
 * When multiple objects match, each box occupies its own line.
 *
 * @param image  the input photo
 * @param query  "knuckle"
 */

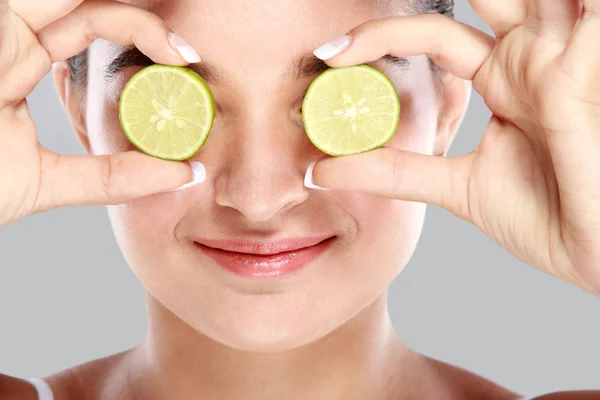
xmin=82 ymin=12 xmax=95 ymax=42
xmin=387 ymin=149 xmax=405 ymax=196
xmin=0 ymin=27 xmax=51 ymax=105
xmin=100 ymin=156 xmax=116 ymax=200
xmin=0 ymin=21 xmax=18 ymax=72
xmin=139 ymin=15 xmax=170 ymax=42
xmin=582 ymin=3 xmax=600 ymax=20
xmin=121 ymin=5 xmax=169 ymax=44
xmin=351 ymin=16 xmax=398 ymax=38
xmin=70 ymin=1 xmax=98 ymax=42
xmin=145 ymin=10 xmax=167 ymax=27
xmin=449 ymin=157 xmax=471 ymax=219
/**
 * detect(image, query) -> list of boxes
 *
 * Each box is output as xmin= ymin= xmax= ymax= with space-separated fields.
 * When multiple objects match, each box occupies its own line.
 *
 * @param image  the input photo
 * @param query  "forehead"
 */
xmin=126 ymin=0 xmax=408 ymax=59
xmin=91 ymin=0 xmax=415 ymax=96
xmin=134 ymin=0 xmax=407 ymax=21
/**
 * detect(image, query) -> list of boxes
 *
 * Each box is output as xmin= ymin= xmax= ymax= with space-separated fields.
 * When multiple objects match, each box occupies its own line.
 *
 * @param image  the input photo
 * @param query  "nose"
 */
xmin=212 ymin=116 xmax=311 ymax=222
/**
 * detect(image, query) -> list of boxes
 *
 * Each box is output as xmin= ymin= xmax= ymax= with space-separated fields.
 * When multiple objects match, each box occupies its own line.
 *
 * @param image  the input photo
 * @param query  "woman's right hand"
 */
xmin=0 ymin=0 xmax=199 ymax=227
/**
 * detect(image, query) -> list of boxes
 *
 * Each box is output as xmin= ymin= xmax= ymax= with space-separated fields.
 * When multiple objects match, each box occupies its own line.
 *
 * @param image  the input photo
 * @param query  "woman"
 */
xmin=1 ymin=0 xmax=599 ymax=398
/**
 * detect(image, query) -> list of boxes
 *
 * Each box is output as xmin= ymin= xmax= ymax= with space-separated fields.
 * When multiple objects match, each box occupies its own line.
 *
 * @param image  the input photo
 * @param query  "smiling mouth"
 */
xmin=194 ymin=236 xmax=336 ymax=278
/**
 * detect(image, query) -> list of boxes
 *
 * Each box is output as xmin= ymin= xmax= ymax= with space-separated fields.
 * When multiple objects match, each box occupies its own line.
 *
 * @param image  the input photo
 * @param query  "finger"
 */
xmin=36 ymin=0 xmax=201 ymax=64
xmin=467 ymin=0 xmax=527 ymax=38
xmin=529 ymin=0 xmax=582 ymax=38
xmin=584 ymin=0 xmax=600 ymax=13
xmin=309 ymin=147 xmax=473 ymax=221
xmin=9 ymin=0 xmax=82 ymax=31
xmin=562 ymin=1 xmax=600 ymax=84
xmin=36 ymin=149 xmax=200 ymax=211
xmin=314 ymin=15 xmax=495 ymax=81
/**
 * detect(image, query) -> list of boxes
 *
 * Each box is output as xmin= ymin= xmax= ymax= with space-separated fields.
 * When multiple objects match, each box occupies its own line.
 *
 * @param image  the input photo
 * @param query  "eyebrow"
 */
xmin=292 ymin=54 xmax=410 ymax=80
xmin=105 ymin=46 xmax=411 ymax=84
xmin=105 ymin=46 xmax=221 ymax=83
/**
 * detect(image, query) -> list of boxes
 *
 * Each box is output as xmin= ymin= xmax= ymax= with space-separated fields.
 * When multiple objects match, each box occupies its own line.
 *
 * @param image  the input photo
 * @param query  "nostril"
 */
xmin=213 ymin=170 xmax=310 ymax=222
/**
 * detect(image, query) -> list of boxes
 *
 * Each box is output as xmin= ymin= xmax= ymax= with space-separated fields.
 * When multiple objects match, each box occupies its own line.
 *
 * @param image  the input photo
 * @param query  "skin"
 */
xmin=0 ymin=0 xmax=598 ymax=399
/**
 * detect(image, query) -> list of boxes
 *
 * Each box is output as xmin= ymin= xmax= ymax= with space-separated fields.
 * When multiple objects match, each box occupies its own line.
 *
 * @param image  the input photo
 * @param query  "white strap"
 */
xmin=26 ymin=378 xmax=54 ymax=400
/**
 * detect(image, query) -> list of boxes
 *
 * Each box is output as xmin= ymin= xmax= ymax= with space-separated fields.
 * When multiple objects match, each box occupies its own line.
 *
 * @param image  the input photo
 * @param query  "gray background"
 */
xmin=1 ymin=1 xmax=598 ymax=397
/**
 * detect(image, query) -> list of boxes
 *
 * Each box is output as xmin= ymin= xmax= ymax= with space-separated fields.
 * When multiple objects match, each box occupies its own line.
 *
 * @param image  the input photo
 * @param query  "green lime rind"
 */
xmin=302 ymin=65 xmax=400 ymax=157
xmin=119 ymin=64 xmax=215 ymax=161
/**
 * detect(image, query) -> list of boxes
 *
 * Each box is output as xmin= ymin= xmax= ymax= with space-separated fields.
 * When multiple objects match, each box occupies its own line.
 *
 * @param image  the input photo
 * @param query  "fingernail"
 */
xmin=168 ymin=32 xmax=202 ymax=63
xmin=313 ymin=34 xmax=352 ymax=60
xmin=172 ymin=161 xmax=206 ymax=192
xmin=304 ymin=162 xmax=331 ymax=191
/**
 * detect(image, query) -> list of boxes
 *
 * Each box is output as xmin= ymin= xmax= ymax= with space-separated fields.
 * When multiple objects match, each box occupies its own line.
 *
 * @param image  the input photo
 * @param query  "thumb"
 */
xmin=306 ymin=147 xmax=473 ymax=220
xmin=36 ymin=149 xmax=204 ymax=211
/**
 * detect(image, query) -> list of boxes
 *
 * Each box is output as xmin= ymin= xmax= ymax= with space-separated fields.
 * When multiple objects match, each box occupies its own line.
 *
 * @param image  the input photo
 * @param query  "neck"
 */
xmin=129 ymin=294 xmax=417 ymax=400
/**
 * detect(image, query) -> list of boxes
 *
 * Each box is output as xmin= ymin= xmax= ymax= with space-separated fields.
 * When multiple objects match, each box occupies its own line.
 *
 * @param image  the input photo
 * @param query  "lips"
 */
xmin=194 ymin=235 xmax=335 ymax=278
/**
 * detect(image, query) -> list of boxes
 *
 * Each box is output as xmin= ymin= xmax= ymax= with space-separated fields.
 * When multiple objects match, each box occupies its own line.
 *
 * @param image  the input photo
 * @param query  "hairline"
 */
xmin=67 ymin=0 xmax=454 ymax=89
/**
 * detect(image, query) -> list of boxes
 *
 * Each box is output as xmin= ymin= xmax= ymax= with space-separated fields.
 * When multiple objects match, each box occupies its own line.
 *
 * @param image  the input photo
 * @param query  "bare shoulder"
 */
xmin=422 ymin=358 xmax=600 ymax=400
xmin=421 ymin=357 xmax=522 ymax=400
xmin=0 ymin=350 xmax=133 ymax=400
xmin=0 ymin=374 xmax=39 ymax=400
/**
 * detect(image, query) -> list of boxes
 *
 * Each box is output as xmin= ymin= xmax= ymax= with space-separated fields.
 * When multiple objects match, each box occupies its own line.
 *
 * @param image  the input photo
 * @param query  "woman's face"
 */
xmin=82 ymin=0 xmax=447 ymax=352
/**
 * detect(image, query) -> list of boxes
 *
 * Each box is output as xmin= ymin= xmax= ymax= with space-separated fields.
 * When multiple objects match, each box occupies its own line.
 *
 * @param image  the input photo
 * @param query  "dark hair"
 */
xmin=68 ymin=48 xmax=88 ymax=90
xmin=67 ymin=0 xmax=454 ymax=88
xmin=423 ymin=0 xmax=454 ymax=18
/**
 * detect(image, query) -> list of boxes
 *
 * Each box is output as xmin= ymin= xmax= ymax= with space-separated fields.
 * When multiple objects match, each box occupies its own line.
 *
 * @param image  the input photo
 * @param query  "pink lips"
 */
xmin=195 ymin=236 xmax=335 ymax=278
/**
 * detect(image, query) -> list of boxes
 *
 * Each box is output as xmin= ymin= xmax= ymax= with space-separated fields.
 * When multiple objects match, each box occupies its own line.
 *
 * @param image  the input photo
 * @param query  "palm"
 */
xmin=0 ymin=9 xmax=60 ymax=226
xmin=464 ymin=102 xmax=559 ymax=276
xmin=0 ymin=104 xmax=44 ymax=226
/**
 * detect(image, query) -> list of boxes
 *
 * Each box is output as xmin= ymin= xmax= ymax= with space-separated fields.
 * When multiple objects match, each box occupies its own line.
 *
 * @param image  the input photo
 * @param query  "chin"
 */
xmin=211 ymin=328 xmax=317 ymax=353
xmin=192 ymin=306 xmax=339 ymax=353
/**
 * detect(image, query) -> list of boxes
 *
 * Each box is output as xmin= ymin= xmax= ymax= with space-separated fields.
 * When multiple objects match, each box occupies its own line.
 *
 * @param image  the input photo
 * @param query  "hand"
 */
xmin=0 ymin=0 xmax=198 ymax=227
xmin=310 ymin=1 xmax=600 ymax=295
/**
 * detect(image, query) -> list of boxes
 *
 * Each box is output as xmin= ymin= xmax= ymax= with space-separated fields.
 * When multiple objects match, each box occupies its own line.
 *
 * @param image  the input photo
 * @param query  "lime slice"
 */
xmin=119 ymin=64 xmax=215 ymax=161
xmin=302 ymin=65 xmax=400 ymax=157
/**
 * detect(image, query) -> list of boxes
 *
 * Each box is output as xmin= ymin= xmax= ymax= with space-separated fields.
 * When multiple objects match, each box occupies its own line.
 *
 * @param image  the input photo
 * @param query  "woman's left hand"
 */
xmin=310 ymin=1 xmax=600 ymax=295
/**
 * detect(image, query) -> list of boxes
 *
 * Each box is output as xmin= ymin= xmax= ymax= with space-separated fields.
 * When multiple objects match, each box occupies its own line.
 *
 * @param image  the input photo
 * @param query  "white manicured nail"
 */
xmin=313 ymin=35 xmax=352 ymax=60
xmin=304 ymin=162 xmax=331 ymax=191
xmin=169 ymin=32 xmax=202 ymax=63
xmin=173 ymin=161 xmax=206 ymax=192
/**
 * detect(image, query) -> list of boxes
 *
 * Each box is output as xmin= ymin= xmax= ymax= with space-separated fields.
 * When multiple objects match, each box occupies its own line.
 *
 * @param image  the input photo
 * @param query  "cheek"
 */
xmin=328 ymin=79 xmax=438 ymax=286
xmin=336 ymin=193 xmax=426 ymax=279
xmin=106 ymin=196 xmax=190 ymax=291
